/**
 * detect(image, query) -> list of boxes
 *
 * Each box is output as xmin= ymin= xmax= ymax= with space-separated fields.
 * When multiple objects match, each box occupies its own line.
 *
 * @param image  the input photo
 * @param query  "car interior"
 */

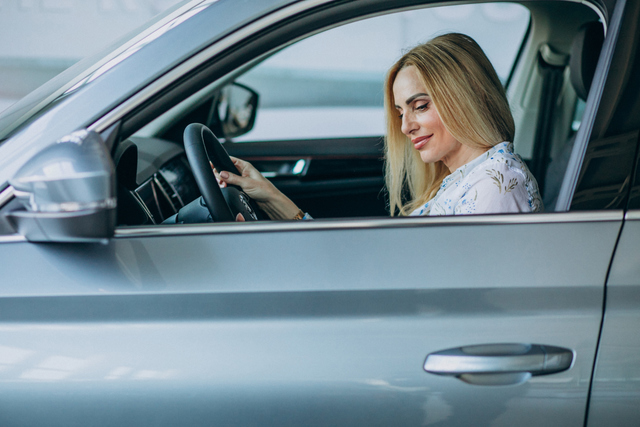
xmin=109 ymin=1 xmax=605 ymax=226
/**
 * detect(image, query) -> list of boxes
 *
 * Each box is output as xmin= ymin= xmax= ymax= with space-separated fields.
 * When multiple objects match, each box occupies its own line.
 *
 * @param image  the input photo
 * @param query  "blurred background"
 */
xmin=0 ymin=0 xmax=529 ymax=141
xmin=0 ymin=0 xmax=182 ymax=112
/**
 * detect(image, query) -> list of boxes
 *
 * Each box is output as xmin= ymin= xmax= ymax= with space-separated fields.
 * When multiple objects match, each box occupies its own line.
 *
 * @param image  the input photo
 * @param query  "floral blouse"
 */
xmin=410 ymin=142 xmax=543 ymax=216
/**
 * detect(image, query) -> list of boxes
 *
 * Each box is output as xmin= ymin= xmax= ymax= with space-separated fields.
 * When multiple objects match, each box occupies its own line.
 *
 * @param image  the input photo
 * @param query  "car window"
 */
xmin=120 ymin=0 xmax=607 ymax=224
xmin=233 ymin=3 xmax=530 ymax=142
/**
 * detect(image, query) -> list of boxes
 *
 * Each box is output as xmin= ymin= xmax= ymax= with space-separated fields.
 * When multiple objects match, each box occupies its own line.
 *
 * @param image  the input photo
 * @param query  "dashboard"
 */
xmin=116 ymin=137 xmax=200 ymax=225
xmin=114 ymin=134 xmax=387 ymax=224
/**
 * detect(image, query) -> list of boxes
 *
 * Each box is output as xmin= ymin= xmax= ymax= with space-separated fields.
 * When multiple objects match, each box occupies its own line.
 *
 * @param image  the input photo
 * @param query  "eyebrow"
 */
xmin=395 ymin=92 xmax=430 ymax=109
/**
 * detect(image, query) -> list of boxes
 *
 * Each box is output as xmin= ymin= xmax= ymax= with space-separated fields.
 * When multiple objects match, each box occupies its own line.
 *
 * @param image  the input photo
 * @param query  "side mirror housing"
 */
xmin=6 ymin=130 xmax=116 ymax=243
xmin=210 ymin=82 xmax=258 ymax=139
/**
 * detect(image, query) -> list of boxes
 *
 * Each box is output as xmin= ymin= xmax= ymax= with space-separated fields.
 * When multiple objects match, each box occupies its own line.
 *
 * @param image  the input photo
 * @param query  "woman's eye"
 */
xmin=416 ymin=103 xmax=429 ymax=111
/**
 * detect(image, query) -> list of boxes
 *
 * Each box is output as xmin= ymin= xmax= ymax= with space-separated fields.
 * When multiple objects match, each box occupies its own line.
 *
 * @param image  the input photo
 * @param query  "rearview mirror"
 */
xmin=6 ymin=130 xmax=116 ymax=243
xmin=209 ymin=82 xmax=258 ymax=139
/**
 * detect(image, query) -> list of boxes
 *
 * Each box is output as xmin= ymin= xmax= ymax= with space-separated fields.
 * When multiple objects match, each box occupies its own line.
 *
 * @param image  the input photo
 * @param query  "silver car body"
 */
xmin=0 ymin=0 xmax=638 ymax=426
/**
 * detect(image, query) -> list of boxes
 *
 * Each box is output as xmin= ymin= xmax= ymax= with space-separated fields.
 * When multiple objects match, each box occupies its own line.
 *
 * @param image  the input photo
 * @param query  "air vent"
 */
xmin=153 ymin=173 xmax=182 ymax=214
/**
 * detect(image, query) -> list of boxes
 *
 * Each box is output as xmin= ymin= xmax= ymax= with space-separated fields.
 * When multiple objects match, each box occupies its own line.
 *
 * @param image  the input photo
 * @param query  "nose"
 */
xmin=400 ymin=112 xmax=417 ymax=136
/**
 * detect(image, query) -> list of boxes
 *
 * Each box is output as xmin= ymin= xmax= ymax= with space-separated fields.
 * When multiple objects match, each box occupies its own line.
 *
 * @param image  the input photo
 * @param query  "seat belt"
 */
xmin=531 ymin=44 xmax=568 ymax=196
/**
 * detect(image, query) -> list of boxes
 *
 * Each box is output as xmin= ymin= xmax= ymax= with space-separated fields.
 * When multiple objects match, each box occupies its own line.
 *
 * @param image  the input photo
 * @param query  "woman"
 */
xmin=217 ymin=33 xmax=542 ymax=220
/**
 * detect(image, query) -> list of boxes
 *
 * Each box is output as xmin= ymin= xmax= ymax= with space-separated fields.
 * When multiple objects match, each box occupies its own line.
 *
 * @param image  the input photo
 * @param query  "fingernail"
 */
xmin=220 ymin=171 xmax=229 ymax=179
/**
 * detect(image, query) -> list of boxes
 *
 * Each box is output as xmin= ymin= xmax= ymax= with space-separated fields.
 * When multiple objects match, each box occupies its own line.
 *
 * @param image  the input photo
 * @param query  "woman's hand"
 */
xmin=215 ymin=157 xmax=302 ymax=220
xmin=216 ymin=157 xmax=274 ymax=201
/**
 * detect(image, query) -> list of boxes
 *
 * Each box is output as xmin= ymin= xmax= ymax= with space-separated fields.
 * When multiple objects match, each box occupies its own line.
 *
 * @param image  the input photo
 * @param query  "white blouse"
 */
xmin=410 ymin=142 xmax=543 ymax=216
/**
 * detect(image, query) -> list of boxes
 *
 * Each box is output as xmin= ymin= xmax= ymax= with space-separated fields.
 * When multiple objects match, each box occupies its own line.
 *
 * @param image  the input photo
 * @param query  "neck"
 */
xmin=443 ymin=145 xmax=490 ymax=172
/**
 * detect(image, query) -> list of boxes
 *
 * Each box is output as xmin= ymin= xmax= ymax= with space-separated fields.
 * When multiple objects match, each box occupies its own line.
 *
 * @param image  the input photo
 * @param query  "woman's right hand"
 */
xmin=215 ymin=157 xmax=274 ymax=202
xmin=215 ymin=157 xmax=302 ymax=220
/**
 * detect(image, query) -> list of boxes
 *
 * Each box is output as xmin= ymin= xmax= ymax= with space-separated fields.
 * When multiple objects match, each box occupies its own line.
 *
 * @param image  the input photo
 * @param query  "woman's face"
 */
xmin=393 ymin=66 xmax=482 ymax=172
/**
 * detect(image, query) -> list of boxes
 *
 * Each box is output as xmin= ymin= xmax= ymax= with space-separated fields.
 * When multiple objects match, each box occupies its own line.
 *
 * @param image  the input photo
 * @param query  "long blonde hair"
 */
xmin=384 ymin=33 xmax=515 ymax=215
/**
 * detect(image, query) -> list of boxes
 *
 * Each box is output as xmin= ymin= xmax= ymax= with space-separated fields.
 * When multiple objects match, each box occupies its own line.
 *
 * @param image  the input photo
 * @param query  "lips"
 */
xmin=412 ymin=135 xmax=432 ymax=150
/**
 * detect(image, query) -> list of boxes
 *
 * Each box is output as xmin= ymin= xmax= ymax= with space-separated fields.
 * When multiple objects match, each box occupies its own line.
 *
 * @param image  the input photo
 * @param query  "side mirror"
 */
xmin=210 ymin=82 xmax=258 ymax=139
xmin=6 ymin=130 xmax=116 ymax=243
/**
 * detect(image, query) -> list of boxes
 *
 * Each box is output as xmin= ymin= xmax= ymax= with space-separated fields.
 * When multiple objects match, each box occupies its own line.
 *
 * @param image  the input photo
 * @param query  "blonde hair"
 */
xmin=384 ymin=33 xmax=515 ymax=215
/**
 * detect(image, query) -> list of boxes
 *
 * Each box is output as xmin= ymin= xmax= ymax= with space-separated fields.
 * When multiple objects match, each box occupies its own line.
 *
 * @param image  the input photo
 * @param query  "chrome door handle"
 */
xmin=424 ymin=343 xmax=573 ymax=386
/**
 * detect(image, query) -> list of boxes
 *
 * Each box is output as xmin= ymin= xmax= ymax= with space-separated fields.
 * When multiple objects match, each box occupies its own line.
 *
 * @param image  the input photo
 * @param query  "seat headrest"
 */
xmin=570 ymin=21 xmax=605 ymax=100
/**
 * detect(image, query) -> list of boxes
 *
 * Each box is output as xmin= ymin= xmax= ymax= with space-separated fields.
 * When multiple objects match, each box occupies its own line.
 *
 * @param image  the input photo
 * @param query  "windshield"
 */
xmin=0 ymin=0 xmax=213 ymax=141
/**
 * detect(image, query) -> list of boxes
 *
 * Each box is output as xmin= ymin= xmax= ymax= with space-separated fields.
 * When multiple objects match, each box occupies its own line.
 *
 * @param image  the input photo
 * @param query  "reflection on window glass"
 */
xmin=235 ymin=3 xmax=530 ymax=142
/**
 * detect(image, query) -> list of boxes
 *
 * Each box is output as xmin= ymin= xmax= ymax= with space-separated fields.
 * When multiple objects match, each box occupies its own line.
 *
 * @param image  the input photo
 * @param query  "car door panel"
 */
xmin=0 ymin=213 xmax=619 ymax=426
xmin=225 ymin=137 xmax=387 ymax=218
xmin=0 ymin=0 xmax=629 ymax=425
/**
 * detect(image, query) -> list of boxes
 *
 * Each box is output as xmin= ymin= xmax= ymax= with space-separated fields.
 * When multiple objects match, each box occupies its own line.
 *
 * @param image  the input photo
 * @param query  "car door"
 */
xmin=0 ymin=0 xmax=631 ymax=426
xmin=0 ymin=212 xmax=620 ymax=427
xmin=582 ymin=1 xmax=640 ymax=424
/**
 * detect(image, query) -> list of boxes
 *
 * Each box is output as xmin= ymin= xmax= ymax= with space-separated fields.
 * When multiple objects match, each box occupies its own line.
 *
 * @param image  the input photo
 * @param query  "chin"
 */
xmin=419 ymin=151 xmax=438 ymax=165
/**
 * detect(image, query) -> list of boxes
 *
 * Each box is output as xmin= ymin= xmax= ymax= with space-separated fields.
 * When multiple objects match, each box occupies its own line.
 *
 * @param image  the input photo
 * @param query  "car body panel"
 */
xmin=1 ymin=0 xmax=639 ymax=425
xmin=0 ymin=213 xmax=621 ymax=425
xmin=586 ymin=212 xmax=640 ymax=426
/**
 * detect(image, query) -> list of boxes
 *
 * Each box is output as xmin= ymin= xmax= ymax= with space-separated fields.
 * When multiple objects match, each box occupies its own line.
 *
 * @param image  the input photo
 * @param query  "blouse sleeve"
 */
xmin=454 ymin=162 xmax=533 ymax=215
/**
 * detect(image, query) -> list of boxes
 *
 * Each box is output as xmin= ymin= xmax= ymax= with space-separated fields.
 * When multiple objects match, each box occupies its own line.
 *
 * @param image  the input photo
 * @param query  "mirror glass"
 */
xmin=213 ymin=83 xmax=258 ymax=139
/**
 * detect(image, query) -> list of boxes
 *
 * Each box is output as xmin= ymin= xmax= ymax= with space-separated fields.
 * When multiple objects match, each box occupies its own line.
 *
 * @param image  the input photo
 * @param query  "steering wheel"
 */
xmin=183 ymin=123 xmax=264 ymax=222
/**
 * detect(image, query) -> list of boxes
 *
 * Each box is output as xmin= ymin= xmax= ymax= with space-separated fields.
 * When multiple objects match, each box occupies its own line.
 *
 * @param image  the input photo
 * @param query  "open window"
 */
xmin=109 ymin=1 xmax=604 ymax=227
